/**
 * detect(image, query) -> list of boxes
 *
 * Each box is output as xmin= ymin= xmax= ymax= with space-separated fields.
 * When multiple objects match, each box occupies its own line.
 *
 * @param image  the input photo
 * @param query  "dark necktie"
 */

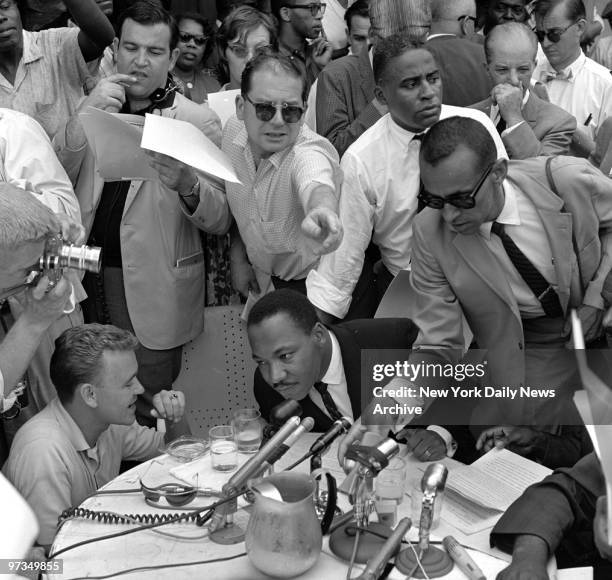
xmin=496 ymin=115 xmax=507 ymax=135
xmin=491 ymin=222 xmax=563 ymax=318
xmin=313 ymin=381 xmax=343 ymax=421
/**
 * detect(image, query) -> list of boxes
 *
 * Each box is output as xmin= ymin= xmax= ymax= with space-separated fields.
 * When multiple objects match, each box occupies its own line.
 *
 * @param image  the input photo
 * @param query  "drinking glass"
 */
xmin=209 ymin=425 xmax=238 ymax=471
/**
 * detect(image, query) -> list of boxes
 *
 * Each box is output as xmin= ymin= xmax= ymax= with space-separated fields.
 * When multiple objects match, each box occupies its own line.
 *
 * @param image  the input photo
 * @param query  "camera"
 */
xmin=38 ymin=234 xmax=102 ymax=287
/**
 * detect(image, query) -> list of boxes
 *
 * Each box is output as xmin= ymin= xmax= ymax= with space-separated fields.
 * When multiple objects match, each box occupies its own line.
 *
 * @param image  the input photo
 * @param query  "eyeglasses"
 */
xmin=283 ymin=2 xmax=326 ymax=16
xmin=535 ymin=21 xmax=578 ymax=43
xmin=227 ymin=42 xmax=272 ymax=59
xmin=243 ymin=93 xmax=305 ymax=123
xmin=418 ymin=163 xmax=494 ymax=210
xmin=179 ymin=32 xmax=208 ymax=46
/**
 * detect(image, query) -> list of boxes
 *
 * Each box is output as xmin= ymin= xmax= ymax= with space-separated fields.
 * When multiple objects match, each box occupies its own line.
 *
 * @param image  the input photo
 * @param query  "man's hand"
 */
xmin=55 ymin=213 xmax=86 ymax=245
xmin=79 ymin=73 xmax=136 ymax=113
xmin=496 ymin=560 xmax=550 ymax=580
xmin=492 ymin=83 xmax=524 ymax=127
xmin=146 ymin=151 xmax=198 ymax=196
xmin=311 ymin=37 xmax=332 ymax=70
xmin=151 ymin=390 xmax=186 ymax=424
xmin=496 ymin=535 xmax=550 ymax=580
xmin=21 ymin=276 xmax=72 ymax=330
xmin=301 ymin=207 xmax=343 ymax=255
xmin=595 ymin=495 xmax=612 ymax=560
xmin=401 ymin=428 xmax=446 ymax=461
xmin=476 ymin=425 xmax=539 ymax=455
xmin=565 ymin=303 xmax=604 ymax=346
xmin=231 ymin=259 xmax=260 ymax=298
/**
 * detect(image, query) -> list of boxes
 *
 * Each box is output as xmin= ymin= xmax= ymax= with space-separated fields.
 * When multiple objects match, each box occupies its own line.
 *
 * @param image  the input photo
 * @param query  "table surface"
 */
xmin=49 ymin=433 xmax=551 ymax=580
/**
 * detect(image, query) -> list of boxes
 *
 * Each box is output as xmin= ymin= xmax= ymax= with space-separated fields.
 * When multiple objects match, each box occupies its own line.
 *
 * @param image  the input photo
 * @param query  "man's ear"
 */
xmin=311 ymin=321 xmax=328 ymax=345
xmin=279 ymin=6 xmax=292 ymax=22
xmin=491 ymin=158 xmax=508 ymax=183
xmin=169 ymin=46 xmax=180 ymax=71
xmin=374 ymin=84 xmax=387 ymax=105
xmin=112 ymin=37 xmax=119 ymax=64
xmin=79 ymin=383 xmax=98 ymax=409
xmin=236 ymin=93 xmax=245 ymax=120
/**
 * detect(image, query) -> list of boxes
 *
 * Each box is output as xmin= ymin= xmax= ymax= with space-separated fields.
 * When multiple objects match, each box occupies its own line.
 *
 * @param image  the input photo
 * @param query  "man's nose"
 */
xmin=269 ymin=106 xmax=285 ymax=125
xmin=134 ymin=49 xmax=148 ymax=66
xmin=442 ymin=204 xmax=460 ymax=224
xmin=133 ymin=379 xmax=145 ymax=395
xmin=270 ymin=361 xmax=287 ymax=384
xmin=509 ymin=69 xmax=521 ymax=86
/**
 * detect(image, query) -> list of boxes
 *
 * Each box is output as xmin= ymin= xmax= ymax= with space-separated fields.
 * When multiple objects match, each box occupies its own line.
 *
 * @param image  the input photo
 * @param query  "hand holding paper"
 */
xmin=147 ymin=151 xmax=197 ymax=196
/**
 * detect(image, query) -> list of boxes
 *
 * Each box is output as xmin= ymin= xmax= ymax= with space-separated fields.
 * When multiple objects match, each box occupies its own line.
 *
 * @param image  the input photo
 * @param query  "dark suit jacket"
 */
xmin=491 ymin=452 xmax=610 ymax=570
xmin=254 ymin=318 xmax=418 ymax=432
xmin=470 ymin=92 xmax=577 ymax=159
xmin=425 ymin=34 xmax=491 ymax=107
xmin=316 ymin=48 xmax=382 ymax=157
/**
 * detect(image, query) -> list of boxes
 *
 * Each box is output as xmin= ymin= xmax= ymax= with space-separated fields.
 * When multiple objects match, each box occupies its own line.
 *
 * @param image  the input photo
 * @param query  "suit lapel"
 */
xmin=330 ymin=325 xmax=363 ymax=418
xmin=521 ymin=94 xmax=539 ymax=126
xmin=452 ymin=233 xmax=522 ymax=323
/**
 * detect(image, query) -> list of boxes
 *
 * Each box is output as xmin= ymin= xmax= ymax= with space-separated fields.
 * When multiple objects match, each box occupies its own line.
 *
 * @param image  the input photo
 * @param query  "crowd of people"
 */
xmin=2 ymin=0 xmax=612 ymax=577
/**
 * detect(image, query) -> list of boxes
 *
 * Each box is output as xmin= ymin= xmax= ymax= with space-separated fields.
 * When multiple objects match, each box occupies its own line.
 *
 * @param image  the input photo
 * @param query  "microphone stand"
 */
xmin=329 ymin=437 xmax=400 ymax=565
xmin=395 ymin=463 xmax=453 ymax=578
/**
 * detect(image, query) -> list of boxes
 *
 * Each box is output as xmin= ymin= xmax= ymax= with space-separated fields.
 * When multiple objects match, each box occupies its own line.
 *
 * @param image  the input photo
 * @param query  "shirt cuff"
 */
xmin=426 ymin=425 xmax=457 ymax=457
xmin=502 ymin=121 xmax=525 ymax=136
xmin=306 ymin=269 xmax=352 ymax=319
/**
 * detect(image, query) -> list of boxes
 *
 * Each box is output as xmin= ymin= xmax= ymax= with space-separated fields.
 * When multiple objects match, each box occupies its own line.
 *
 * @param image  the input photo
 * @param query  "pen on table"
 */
xmin=584 ymin=113 xmax=593 ymax=126
xmin=442 ymin=536 xmax=486 ymax=580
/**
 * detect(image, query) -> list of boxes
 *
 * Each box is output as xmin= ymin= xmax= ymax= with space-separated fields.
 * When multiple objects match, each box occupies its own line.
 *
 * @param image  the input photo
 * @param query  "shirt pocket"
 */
xmin=259 ymin=216 xmax=298 ymax=255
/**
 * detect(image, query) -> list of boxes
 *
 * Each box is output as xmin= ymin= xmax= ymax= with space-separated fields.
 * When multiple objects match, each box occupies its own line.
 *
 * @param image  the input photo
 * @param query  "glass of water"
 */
xmin=232 ymin=408 xmax=263 ymax=454
xmin=209 ymin=425 xmax=238 ymax=471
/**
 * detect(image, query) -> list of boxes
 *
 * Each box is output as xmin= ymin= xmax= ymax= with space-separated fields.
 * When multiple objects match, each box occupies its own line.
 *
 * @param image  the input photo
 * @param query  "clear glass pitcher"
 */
xmin=246 ymin=472 xmax=324 ymax=578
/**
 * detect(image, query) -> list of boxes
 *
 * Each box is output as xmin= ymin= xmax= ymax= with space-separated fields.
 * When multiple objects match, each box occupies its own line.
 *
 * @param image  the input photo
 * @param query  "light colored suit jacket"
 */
xmin=408 ymin=156 xmax=612 ymax=390
xmin=470 ymin=92 xmax=576 ymax=159
xmin=55 ymin=94 xmax=230 ymax=350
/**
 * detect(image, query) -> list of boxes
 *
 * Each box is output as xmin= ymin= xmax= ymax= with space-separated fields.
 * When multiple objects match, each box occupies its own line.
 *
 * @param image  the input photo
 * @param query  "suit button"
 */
xmin=518 ymin=342 xmax=523 ymax=350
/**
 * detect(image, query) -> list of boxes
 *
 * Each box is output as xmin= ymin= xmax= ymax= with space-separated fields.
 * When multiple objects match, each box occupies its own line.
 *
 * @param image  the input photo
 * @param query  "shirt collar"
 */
xmin=320 ymin=329 xmax=343 ymax=386
xmin=386 ymin=114 xmax=425 ymax=146
xmin=543 ymin=51 xmax=585 ymax=82
xmin=22 ymin=30 xmax=43 ymax=65
xmin=48 ymin=398 xmax=91 ymax=453
xmin=480 ymin=179 xmax=521 ymax=238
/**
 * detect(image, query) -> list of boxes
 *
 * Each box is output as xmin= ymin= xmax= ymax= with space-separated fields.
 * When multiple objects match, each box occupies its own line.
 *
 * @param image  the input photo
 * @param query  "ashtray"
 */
xmin=163 ymin=436 xmax=209 ymax=462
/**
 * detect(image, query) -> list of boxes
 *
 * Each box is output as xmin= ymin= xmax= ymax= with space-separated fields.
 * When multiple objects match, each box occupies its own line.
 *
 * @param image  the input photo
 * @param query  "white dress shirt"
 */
xmin=309 ymin=330 xmax=353 ymax=420
xmin=533 ymin=51 xmax=612 ymax=138
xmin=307 ymin=106 xmax=508 ymax=318
xmin=480 ymin=179 xmax=557 ymax=318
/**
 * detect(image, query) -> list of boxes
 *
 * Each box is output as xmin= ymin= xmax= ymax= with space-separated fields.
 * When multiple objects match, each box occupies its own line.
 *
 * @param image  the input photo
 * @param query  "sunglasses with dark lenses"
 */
xmin=179 ymin=32 xmax=208 ymax=46
xmin=535 ymin=21 xmax=577 ymax=44
xmin=243 ymin=94 xmax=305 ymax=123
xmin=418 ymin=163 xmax=494 ymax=210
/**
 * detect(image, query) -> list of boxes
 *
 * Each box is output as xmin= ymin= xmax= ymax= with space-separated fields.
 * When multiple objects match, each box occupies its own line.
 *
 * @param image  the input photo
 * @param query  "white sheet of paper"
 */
xmin=78 ymin=107 xmax=159 ymax=181
xmin=207 ymin=89 xmax=240 ymax=127
xmin=141 ymin=113 xmax=240 ymax=183
xmin=557 ymin=567 xmax=593 ymax=580
xmin=447 ymin=449 xmax=552 ymax=511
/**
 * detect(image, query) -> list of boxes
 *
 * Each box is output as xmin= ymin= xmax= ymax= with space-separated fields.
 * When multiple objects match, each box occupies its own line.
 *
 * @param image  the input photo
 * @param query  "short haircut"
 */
xmin=116 ymin=0 xmax=179 ymax=51
xmin=534 ymin=0 xmax=586 ymax=21
xmin=345 ymin=0 xmax=370 ymax=30
xmin=431 ymin=0 xmax=476 ymax=22
xmin=216 ymin=5 xmax=279 ymax=85
xmin=372 ymin=32 xmax=428 ymax=85
xmin=0 ymin=185 xmax=58 ymax=249
xmin=484 ymin=21 xmax=538 ymax=62
xmin=241 ymin=48 xmax=309 ymax=102
xmin=247 ymin=289 xmax=318 ymax=335
xmin=50 ymin=324 xmax=139 ymax=404
xmin=420 ymin=116 xmax=497 ymax=172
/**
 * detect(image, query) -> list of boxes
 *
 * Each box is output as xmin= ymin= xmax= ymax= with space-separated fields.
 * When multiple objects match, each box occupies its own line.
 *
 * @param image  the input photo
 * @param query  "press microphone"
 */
xmin=262 ymin=400 xmax=302 ymax=443
xmin=353 ymin=517 xmax=412 ymax=580
xmin=310 ymin=417 xmax=352 ymax=455
xmin=442 ymin=536 xmax=486 ymax=580
xmin=417 ymin=463 xmax=448 ymax=553
xmin=265 ymin=417 xmax=315 ymax=466
xmin=208 ymin=415 xmax=301 ymax=534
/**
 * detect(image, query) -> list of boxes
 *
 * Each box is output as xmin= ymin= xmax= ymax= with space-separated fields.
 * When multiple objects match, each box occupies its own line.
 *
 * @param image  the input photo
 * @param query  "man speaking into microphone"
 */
xmin=247 ymin=289 xmax=417 ymax=433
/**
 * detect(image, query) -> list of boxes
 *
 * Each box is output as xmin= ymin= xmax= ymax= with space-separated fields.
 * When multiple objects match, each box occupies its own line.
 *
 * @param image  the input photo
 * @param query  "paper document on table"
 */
xmin=141 ymin=113 xmax=240 ymax=183
xmin=443 ymin=489 xmax=500 ymax=534
xmin=78 ymin=107 xmax=159 ymax=181
xmin=207 ymin=89 xmax=240 ymax=127
xmin=557 ymin=567 xmax=593 ymax=580
xmin=447 ymin=449 xmax=551 ymax=511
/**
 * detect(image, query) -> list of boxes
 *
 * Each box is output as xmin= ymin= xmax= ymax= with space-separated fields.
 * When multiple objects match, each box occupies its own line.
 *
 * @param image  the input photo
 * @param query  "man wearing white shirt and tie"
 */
xmin=532 ymin=0 xmax=612 ymax=157
xmin=306 ymin=33 xmax=507 ymax=322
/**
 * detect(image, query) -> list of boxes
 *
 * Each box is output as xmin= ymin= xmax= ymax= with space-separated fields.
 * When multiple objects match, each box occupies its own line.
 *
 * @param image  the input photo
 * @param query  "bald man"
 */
xmin=425 ymin=0 xmax=492 ymax=106
xmin=471 ymin=22 xmax=576 ymax=158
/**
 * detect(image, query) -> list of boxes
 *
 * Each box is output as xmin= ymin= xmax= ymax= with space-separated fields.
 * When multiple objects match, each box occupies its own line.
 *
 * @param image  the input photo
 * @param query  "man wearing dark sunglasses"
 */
xmin=199 ymin=51 xmax=342 ymax=299
xmin=3 ymin=324 xmax=189 ymax=553
xmin=271 ymin=0 xmax=332 ymax=87
xmin=533 ymin=0 xmax=612 ymax=157
xmin=471 ymin=21 xmax=576 ymax=158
